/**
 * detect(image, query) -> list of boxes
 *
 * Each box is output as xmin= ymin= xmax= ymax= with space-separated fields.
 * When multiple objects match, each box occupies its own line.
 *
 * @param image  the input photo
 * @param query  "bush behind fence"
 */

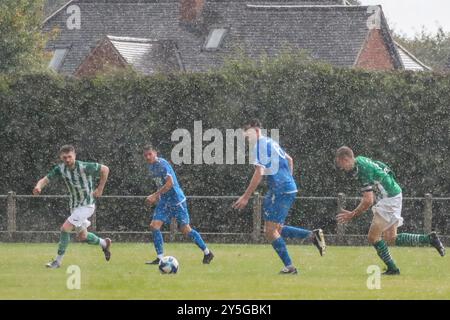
xmin=1 ymin=194 xmax=448 ymax=238
xmin=0 ymin=56 xmax=449 ymax=238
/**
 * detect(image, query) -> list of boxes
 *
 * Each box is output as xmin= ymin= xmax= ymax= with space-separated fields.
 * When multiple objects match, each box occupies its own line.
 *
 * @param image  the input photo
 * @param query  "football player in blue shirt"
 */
xmin=143 ymin=145 xmax=214 ymax=265
xmin=233 ymin=119 xmax=325 ymax=274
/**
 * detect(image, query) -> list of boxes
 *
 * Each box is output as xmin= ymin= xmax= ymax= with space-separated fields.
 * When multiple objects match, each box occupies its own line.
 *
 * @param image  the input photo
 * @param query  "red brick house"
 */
xmin=43 ymin=0 xmax=430 ymax=76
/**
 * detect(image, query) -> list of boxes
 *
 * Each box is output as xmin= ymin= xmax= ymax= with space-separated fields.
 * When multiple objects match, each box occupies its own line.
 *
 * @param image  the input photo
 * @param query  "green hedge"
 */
xmin=1 ymin=56 xmax=449 ymax=200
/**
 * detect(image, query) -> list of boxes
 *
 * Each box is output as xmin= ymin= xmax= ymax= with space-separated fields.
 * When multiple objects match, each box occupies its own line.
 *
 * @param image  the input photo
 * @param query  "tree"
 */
xmin=0 ymin=0 xmax=48 ymax=74
xmin=394 ymin=27 xmax=450 ymax=72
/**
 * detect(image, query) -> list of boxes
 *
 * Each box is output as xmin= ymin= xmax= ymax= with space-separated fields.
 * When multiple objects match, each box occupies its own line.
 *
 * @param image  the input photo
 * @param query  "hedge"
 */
xmin=0 ymin=55 xmax=449 ymax=232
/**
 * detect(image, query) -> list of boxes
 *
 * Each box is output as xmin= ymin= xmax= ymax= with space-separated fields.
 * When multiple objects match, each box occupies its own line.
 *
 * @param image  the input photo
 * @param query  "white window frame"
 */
xmin=48 ymin=48 xmax=69 ymax=71
xmin=204 ymin=28 xmax=228 ymax=51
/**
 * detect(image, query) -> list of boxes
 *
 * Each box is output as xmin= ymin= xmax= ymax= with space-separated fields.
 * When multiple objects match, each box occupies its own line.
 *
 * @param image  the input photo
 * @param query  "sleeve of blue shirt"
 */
xmin=254 ymin=139 xmax=274 ymax=169
xmin=160 ymin=160 xmax=174 ymax=183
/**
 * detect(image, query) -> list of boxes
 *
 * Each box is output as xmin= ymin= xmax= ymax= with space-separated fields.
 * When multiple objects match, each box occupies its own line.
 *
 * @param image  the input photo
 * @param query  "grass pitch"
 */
xmin=0 ymin=243 xmax=448 ymax=300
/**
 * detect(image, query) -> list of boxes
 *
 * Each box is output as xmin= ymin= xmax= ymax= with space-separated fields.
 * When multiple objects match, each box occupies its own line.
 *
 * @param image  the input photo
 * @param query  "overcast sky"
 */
xmin=359 ymin=0 xmax=450 ymax=38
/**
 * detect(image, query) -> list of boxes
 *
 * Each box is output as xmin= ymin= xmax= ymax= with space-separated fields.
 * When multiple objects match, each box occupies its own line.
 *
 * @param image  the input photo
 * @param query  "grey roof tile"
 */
xmin=106 ymin=35 xmax=182 ymax=73
xmin=43 ymin=0 xmax=72 ymax=18
xmin=394 ymin=42 xmax=431 ymax=71
xmin=42 ymin=0 xmax=403 ymax=74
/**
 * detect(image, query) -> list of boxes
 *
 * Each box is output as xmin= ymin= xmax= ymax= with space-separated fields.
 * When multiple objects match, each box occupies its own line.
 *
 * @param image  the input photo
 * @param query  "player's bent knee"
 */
xmin=180 ymin=224 xmax=192 ymax=236
xmin=149 ymin=222 xmax=162 ymax=231
xmin=264 ymin=229 xmax=278 ymax=241
xmin=384 ymin=235 xmax=396 ymax=246
xmin=77 ymin=232 xmax=87 ymax=241
xmin=61 ymin=226 xmax=72 ymax=233
xmin=368 ymin=234 xmax=381 ymax=245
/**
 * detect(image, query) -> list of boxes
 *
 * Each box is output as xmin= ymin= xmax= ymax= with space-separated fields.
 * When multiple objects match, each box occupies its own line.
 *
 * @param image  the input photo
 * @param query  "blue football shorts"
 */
xmin=262 ymin=191 xmax=297 ymax=224
xmin=153 ymin=200 xmax=190 ymax=226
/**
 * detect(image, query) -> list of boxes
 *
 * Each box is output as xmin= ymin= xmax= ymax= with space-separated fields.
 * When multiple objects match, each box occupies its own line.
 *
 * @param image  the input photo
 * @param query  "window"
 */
xmin=204 ymin=28 xmax=227 ymax=50
xmin=48 ymin=48 xmax=68 ymax=71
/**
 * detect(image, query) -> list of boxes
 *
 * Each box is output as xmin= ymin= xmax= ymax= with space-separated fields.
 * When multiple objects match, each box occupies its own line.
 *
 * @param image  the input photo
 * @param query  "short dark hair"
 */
xmin=143 ymin=144 xmax=156 ymax=153
xmin=59 ymin=144 xmax=75 ymax=154
xmin=336 ymin=146 xmax=354 ymax=159
xmin=242 ymin=118 xmax=262 ymax=131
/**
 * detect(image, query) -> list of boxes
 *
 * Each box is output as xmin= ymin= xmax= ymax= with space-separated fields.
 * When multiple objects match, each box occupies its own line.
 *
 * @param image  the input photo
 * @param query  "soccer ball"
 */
xmin=158 ymin=256 xmax=179 ymax=274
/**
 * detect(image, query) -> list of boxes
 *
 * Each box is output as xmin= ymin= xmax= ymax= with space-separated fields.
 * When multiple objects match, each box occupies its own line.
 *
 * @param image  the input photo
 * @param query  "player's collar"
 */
xmin=347 ymin=165 xmax=359 ymax=178
xmin=66 ymin=160 xmax=77 ymax=171
xmin=148 ymin=157 xmax=160 ymax=166
xmin=256 ymin=135 xmax=268 ymax=144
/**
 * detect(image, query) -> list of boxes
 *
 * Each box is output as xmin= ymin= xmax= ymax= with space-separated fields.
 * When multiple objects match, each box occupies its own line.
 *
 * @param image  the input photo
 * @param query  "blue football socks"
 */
xmin=152 ymin=229 xmax=164 ymax=256
xmin=188 ymin=229 xmax=207 ymax=251
xmin=272 ymin=237 xmax=292 ymax=267
xmin=281 ymin=226 xmax=311 ymax=239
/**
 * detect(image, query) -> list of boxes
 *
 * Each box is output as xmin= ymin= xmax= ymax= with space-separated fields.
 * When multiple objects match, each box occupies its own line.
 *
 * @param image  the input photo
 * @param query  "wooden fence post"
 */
xmin=170 ymin=217 xmax=178 ymax=242
xmin=336 ymin=193 xmax=346 ymax=243
xmin=252 ymin=192 xmax=262 ymax=243
xmin=91 ymin=213 xmax=97 ymax=231
xmin=424 ymin=193 xmax=433 ymax=233
xmin=7 ymin=191 xmax=17 ymax=233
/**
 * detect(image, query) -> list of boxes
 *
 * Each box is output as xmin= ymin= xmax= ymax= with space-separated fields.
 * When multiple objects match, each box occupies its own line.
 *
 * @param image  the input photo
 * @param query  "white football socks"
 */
xmin=99 ymin=238 xmax=107 ymax=249
xmin=56 ymin=255 xmax=64 ymax=264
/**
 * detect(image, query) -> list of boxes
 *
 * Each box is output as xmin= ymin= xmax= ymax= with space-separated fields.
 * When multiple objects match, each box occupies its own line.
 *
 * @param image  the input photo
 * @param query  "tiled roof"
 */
xmin=42 ymin=0 xmax=418 ymax=74
xmin=43 ymin=0 xmax=71 ymax=18
xmin=105 ymin=35 xmax=183 ymax=74
xmin=395 ymin=42 xmax=431 ymax=71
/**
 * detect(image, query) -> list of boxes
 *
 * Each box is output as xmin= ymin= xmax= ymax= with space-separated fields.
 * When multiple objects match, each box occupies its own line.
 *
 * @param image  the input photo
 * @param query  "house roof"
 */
xmin=43 ymin=0 xmax=71 ymax=18
xmin=43 ymin=0 xmax=427 ymax=74
xmin=105 ymin=35 xmax=183 ymax=74
xmin=394 ymin=42 xmax=431 ymax=71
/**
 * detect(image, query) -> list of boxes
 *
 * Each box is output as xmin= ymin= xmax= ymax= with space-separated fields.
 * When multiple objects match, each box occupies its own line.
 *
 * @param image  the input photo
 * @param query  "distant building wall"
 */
xmin=356 ymin=29 xmax=395 ymax=70
xmin=75 ymin=39 xmax=127 ymax=77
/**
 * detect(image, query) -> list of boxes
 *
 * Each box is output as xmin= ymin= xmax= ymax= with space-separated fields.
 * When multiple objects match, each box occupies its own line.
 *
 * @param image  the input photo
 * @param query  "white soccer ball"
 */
xmin=158 ymin=256 xmax=179 ymax=274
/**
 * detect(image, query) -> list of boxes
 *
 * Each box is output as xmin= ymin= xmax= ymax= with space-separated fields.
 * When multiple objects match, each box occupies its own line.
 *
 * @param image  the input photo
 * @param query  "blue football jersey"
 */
xmin=253 ymin=136 xmax=298 ymax=194
xmin=147 ymin=157 xmax=186 ymax=205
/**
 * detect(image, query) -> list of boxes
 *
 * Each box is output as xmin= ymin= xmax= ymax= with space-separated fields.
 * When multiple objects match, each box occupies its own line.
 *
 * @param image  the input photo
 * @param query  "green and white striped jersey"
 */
xmin=47 ymin=160 xmax=101 ymax=209
xmin=354 ymin=156 xmax=402 ymax=198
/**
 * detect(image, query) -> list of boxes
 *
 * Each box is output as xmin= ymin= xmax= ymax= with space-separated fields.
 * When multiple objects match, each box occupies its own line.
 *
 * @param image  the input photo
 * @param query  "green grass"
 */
xmin=0 ymin=243 xmax=449 ymax=299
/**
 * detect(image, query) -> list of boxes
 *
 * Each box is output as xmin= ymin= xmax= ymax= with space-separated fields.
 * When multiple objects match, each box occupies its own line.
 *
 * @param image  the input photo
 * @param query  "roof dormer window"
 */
xmin=204 ymin=28 xmax=227 ymax=50
xmin=48 ymin=48 xmax=68 ymax=71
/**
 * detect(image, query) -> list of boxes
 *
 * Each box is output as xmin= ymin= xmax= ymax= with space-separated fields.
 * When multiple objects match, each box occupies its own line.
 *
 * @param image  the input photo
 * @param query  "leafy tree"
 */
xmin=0 ymin=0 xmax=48 ymax=74
xmin=394 ymin=27 xmax=450 ymax=72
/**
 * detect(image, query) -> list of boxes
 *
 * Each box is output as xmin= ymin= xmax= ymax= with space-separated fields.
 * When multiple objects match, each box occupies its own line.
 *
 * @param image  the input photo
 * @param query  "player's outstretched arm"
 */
xmin=93 ymin=165 xmax=110 ymax=198
xmin=154 ymin=175 xmax=174 ymax=197
xmin=146 ymin=175 xmax=174 ymax=205
xmin=286 ymin=153 xmax=294 ymax=176
xmin=33 ymin=177 xmax=50 ymax=195
xmin=232 ymin=165 xmax=264 ymax=210
xmin=337 ymin=191 xmax=374 ymax=224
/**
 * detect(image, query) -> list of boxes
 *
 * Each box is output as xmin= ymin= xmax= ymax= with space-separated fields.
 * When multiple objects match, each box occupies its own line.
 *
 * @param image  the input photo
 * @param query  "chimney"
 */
xmin=180 ymin=0 xmax=205 ymax=22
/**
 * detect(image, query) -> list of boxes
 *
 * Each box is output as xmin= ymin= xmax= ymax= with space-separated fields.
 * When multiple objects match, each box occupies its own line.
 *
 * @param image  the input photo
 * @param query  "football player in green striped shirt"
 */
xmin=335 ymin=146 xmax=445 ymax=275
xmin=33 ymin=145 xmax=112 ymax=268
